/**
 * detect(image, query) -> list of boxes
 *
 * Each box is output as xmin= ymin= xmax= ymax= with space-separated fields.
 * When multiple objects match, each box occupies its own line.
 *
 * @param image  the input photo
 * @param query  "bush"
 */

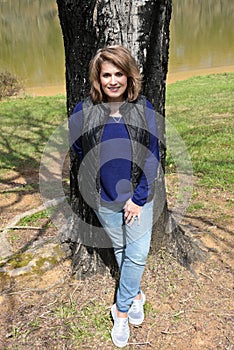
xmin=0 ymin=70 xmax=23 ymax=100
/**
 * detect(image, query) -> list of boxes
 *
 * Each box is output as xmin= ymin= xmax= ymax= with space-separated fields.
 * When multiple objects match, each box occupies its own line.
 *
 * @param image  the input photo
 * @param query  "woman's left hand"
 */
xmin=124 ymin=198 xmax=142 ymax=225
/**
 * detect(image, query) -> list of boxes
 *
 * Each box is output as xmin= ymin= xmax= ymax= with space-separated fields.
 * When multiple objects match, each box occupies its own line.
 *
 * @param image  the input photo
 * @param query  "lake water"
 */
xmin=0 ymin=0 xmax=234 ymax=94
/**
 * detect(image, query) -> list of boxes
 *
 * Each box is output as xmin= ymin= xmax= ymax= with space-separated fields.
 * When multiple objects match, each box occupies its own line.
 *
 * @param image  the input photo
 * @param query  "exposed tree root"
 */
xmin=0 ymin=197 xmax=65 ymax=259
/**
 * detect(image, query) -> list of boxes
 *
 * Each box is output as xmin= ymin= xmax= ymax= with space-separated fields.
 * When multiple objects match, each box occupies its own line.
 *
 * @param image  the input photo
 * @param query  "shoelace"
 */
xmin=130 ymin=299 xmax=142 ymax=313
xmin=115 ymin=318 xmax=128 ymax=334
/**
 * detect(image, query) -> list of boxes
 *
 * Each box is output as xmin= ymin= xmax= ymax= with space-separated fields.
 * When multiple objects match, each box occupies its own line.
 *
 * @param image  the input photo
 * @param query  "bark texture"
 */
xmin=57 ymin=0 xmax=206 ymax=279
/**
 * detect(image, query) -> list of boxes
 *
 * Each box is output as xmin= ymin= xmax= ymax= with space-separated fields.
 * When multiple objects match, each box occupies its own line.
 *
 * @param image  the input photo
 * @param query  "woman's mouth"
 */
xmin=108 ymin=87 xmax=120 ymax=92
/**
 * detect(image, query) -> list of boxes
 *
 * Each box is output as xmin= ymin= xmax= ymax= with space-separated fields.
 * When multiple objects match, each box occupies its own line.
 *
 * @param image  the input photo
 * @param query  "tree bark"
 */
xmin=56 ymin=0 xmax=206 ymax=279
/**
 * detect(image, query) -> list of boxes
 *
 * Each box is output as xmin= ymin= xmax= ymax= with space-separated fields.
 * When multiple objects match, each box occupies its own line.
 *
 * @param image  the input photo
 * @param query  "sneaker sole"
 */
xmin=111 ymin=329 xmax=129 ymax=348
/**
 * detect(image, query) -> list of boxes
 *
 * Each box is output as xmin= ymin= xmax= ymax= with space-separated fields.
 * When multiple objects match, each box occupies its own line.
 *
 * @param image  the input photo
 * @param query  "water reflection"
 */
xmin=0 ymin=0 xmax=233 ymax=91
xmin=169 ymin=0 xmax=234 ymax=73
xmin=0 ymin=0 xmax=64 ymax=88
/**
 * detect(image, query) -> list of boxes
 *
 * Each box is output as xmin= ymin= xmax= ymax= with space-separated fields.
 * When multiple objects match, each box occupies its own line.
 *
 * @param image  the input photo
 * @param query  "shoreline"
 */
xmin=167 ymin=64 xmax=234 ymax=84
xmin=25 ymin=65 xmax=234 ymax=97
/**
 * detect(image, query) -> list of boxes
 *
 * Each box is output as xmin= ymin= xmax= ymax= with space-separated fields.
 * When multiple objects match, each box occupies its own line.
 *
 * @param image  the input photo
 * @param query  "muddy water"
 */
xmin=0 ymin=0 xmax=234 ymax=95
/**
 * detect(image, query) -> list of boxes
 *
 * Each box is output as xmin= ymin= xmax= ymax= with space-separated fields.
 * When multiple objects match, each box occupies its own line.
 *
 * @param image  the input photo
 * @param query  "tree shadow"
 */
xmin=0 ymin=96 xmax=66 ymax=216
xmin=184 ymin=213 xmax=234 ymax=237
xmin=179 ymin=212 xmax=234 ymax=271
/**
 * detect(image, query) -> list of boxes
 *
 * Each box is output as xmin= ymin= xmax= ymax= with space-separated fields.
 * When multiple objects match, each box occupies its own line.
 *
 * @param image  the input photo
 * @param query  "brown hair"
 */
xmin=89 ymin=45 xmax=142 ymax=103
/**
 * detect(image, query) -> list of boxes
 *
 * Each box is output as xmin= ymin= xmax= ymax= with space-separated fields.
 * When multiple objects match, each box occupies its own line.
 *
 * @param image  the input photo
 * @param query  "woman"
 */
xmin=69 ymin=45 xmax=159 ymax=348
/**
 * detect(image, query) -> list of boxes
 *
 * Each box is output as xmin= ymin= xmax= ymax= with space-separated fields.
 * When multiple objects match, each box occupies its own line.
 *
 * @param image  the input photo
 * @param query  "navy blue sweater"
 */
xmin=69 ymin=100 xmax=159 ymax=206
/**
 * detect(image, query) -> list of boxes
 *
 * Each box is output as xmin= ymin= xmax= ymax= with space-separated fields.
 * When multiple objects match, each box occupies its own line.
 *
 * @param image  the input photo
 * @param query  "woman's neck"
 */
xmin=109 ymin=101 xmax=124 ymax=115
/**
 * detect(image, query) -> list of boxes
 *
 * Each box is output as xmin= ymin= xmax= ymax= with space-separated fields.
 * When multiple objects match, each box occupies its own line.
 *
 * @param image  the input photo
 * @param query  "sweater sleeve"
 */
xmin=131 ymin=100 xmax=160 ymax=206
xmin=69 ymin=101 xmax=83 ymax=159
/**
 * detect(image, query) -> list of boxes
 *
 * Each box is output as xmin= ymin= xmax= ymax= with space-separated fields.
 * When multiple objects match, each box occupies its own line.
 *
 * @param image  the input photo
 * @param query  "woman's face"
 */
xmin=100 ymin=61 xmax=128 ymax=102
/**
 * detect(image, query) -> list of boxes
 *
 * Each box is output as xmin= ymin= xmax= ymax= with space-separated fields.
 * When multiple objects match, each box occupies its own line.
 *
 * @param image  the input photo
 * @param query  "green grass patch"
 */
xmin=187 ymin=202 xmax=204 ymax=213
xmin=16 ymin=208 xmax=55 ymax=227
xmin=54 ymin=299 xmax=112 ymax=345
xmin=0 ymin=94 xmax=66 ymax=177
xmin=166 ymin=73 xmax=234 ymax=190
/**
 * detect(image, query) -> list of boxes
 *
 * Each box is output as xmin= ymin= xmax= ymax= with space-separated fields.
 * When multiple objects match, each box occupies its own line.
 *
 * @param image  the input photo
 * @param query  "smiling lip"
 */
xmin=108 ymin=87 xmax=120 ymax=92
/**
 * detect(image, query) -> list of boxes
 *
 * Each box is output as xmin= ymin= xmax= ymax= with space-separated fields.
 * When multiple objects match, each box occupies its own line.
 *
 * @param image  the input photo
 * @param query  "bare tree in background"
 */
xmin=56 ymin=0 xmax=205 ymax=278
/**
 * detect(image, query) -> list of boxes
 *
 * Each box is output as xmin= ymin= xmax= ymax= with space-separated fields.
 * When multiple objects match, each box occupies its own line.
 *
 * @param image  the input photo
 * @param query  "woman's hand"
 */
xmin=124 ymin=198 xmax=142 ymax=225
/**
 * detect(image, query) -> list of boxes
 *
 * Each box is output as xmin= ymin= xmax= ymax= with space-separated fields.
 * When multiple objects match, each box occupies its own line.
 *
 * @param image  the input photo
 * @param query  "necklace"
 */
xmin=112 ymin=116 xmax=122 ymax=123
xmin=110 ymin=114 xmax=122 ymax=123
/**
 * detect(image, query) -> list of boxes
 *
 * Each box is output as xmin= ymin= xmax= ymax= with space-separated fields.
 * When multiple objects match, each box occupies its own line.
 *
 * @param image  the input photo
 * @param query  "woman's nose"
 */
xmin=111 ymin=75 xmax=117 ymax=84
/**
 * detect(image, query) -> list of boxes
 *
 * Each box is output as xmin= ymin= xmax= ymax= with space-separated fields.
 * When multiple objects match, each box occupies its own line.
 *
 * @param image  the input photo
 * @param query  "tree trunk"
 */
xmin=56 ymin=0 xmax=206 ymax=279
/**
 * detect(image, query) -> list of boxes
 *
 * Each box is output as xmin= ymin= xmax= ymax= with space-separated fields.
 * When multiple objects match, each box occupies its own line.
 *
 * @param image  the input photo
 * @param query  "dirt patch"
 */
xmin=0 ymin=169 xmax=233 ymax=349
xmin=0 ymin=170 xmax=42 ymax=225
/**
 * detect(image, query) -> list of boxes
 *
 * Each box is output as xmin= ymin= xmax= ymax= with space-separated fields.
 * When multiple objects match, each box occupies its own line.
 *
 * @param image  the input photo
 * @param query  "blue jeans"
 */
xmin=95 ymin=200 xmax=153 ymax=313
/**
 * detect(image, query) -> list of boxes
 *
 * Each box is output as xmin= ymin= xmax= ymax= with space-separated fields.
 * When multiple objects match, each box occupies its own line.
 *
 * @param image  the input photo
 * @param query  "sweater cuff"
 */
xmin=131 ymin=195 xmax=147 ymax=207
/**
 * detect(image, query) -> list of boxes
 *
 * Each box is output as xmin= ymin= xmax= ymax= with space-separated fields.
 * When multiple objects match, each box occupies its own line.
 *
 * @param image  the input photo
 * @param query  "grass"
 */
xmin=166 ymin=73 xmax=234 ymax=190
xmin=16 ymin=207 xmax=56 ymax=227
xmin=54 ymin=301 xmax=112 ymax=344
xmin=0 ymin=94 xmax=66 ymax=176
xmin=2 ymin=287 xmax=111 ymax=346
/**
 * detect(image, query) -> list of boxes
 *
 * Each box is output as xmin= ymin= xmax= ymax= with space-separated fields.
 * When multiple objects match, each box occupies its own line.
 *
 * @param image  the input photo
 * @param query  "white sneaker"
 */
xmin=128 ymin=291 xmax=146 ymax=325
xmin=111 ymin=304 xmax=130 ymax=348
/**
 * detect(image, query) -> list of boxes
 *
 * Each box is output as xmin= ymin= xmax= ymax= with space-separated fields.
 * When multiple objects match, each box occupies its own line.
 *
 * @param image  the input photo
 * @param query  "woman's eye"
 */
xmin=116 ymin=72 xmax=124 ymax=77
xmin=102 ymin=73 xmax=110 ymax=78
